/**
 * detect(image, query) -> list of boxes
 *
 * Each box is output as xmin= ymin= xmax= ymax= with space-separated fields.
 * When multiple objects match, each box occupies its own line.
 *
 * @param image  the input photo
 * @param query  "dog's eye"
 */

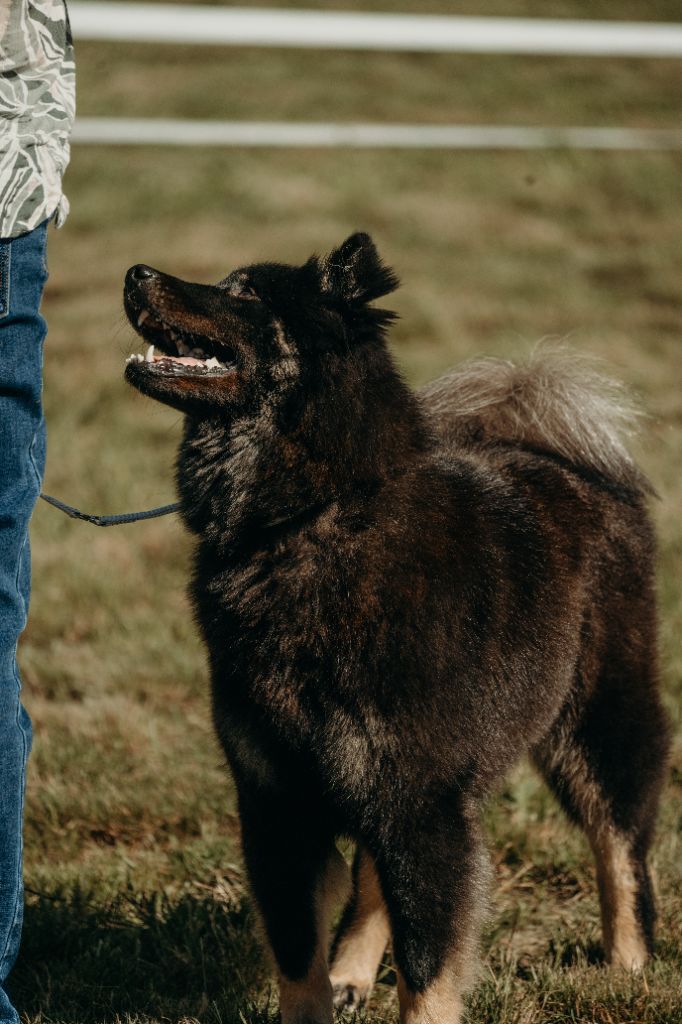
xmin=236 ymin=284 xmax=258 ymax=300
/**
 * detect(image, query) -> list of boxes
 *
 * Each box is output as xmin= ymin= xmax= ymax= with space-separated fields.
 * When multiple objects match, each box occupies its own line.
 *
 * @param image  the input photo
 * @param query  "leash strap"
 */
xmin=40 ymin=493 xmax=180 ymax=527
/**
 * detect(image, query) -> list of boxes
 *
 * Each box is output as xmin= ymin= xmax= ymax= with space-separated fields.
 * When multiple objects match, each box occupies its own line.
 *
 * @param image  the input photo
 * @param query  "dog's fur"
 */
xmin=124 ymin=234 xmax=670 ymax=1024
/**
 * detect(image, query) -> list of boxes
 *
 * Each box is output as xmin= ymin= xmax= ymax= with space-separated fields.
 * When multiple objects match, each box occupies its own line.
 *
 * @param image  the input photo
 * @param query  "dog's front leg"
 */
xmin=373 ymin=797 xmax=490 ymax=1024
xmin=239 ymin=793 xmax=337 ymax=1024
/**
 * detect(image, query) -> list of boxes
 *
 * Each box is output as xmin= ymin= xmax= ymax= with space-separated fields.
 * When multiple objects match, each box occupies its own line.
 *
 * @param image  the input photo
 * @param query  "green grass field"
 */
xmin=8 ymin=4 xmax=682 ymax=1022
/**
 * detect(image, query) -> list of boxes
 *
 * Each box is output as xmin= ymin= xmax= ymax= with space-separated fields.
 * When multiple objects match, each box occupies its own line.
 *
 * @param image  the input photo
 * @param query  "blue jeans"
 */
xmin=0 ymin=221 xmax=48 ymax=1024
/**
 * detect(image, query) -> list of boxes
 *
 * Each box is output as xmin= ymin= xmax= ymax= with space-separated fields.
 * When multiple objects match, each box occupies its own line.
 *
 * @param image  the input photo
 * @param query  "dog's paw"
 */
xmin=332 ymin=982 xmax=369 ymax=1012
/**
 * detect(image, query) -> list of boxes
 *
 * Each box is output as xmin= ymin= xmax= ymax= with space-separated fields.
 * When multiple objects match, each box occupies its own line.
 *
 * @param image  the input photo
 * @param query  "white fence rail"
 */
xmin=69 ymin=3 xmax=682 ymax=57
xmin=73 ymin=118 xmax=682 ymax=151
xmin=69 ymin=5 xmax=681 ymax=151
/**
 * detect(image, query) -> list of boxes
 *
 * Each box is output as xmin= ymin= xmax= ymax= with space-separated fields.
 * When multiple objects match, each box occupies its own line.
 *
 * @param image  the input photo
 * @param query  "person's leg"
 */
xmin=0 ymin=222 xmax=49 ymax=1023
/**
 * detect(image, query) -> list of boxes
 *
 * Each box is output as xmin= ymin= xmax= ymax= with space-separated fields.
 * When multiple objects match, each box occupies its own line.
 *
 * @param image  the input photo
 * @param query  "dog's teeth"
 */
xmin=205 ymin=357 xmax=220 ymax=369
xmin=145 ymin=344 xmax=155 ymax=363
xmin=177 ymin=340 xmax=189 ymax=355
xmin=137 ymin=311 xmax=149 ymax=327
xmin=191 ymin=348 xmax=206 ymax=359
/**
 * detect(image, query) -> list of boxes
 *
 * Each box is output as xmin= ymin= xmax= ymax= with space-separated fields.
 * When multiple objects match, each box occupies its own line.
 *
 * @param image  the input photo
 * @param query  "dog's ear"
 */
xmin=318 ymin=233 xmax=399 ymax=306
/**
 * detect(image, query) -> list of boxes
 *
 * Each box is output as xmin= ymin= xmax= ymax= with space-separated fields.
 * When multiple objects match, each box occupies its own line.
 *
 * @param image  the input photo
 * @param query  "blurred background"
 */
xmin=13 ymin=1 xmax=681 ymax=1021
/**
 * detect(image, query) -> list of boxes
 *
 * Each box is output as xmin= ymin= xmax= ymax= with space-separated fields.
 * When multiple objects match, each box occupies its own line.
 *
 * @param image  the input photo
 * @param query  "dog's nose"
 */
xmin=129 ymin=264 xmax=158 ymax=282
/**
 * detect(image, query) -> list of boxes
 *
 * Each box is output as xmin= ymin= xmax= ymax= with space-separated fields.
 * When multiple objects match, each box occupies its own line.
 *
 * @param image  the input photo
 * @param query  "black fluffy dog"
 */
xmin=124 ymin=234 xmax=669 ymax=1024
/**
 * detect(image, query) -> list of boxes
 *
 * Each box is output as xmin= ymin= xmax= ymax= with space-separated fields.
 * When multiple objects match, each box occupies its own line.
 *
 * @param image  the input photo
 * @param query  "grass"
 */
xmin=8 ymin=5 xmax=682 ymax=1022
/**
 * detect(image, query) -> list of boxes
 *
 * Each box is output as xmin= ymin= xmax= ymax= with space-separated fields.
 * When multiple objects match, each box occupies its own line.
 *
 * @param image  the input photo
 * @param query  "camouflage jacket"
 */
xmin=0 ymin=0 xmax=75 ymax=239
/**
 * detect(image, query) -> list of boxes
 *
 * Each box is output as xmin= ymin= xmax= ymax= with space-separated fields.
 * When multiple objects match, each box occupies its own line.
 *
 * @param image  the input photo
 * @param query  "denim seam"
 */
xmin=28 ymin=417 xmax=45 ymax=497
xmin=0 ymin=242 xmax=10 ymax=320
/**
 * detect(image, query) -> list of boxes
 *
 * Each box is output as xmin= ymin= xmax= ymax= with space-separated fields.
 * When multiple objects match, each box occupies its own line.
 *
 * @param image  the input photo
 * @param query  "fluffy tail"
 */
xmin=420 ymin=345 xmax=652 ymax=493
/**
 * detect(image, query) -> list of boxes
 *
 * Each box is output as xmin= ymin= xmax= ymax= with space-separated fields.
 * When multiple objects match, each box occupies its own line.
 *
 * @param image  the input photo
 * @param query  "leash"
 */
xmin=39 ymin=492 xmax=180 ymax=527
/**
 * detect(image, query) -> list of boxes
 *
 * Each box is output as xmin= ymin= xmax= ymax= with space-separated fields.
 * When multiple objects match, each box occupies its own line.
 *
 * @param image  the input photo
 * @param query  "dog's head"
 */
xmin=123 ymin=232 xmax=399 ymax=419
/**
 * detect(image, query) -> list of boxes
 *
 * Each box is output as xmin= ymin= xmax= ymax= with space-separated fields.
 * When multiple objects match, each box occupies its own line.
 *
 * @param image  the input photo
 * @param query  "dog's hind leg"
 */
xmin=533 ymin=642 xmax=669 ymax=969
xmin=239 ymin=794 xmax=339 ymax=1024
xmin=329 ymin=846 xmax=390 ymax=1010
xmin=590 ymin=827 xmax=657 ymax=970
xmin=372 ymin=796 xmax=489 ymax=1024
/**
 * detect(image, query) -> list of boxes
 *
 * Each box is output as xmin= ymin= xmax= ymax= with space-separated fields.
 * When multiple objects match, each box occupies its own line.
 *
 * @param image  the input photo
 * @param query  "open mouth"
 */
xmin=126 ymin=309 xmax=237 ymax=376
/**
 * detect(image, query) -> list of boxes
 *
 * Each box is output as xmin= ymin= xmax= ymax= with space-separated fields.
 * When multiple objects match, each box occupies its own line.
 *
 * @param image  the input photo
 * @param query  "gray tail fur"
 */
xmin=420 ymin=345 xmax=653 ymax=493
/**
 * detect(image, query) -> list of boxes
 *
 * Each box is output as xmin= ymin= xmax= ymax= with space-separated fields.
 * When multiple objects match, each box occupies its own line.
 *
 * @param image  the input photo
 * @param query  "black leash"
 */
xmin=40 ymin=492 xmax=180 ymax=527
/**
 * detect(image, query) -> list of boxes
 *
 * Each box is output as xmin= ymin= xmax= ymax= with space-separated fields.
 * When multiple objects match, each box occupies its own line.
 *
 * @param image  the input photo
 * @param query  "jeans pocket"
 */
xmin=0 ymin=241 xmax=10 ymax=319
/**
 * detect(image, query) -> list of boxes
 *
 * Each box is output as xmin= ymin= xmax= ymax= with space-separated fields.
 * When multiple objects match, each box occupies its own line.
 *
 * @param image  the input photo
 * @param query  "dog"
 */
xmin=124 ymin=233 xmax=669 ymax=1024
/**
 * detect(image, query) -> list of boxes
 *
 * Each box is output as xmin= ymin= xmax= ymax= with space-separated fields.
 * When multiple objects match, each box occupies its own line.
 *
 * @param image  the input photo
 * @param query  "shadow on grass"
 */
xmin=10 ymin=886 xmax=681 ymax=1024
xmin=511 ymin=939 xmax=604 ymax=981
xmin=10 ymin=887 xmax=269 ymax=1024
xmin=555 ymin=939 xmax=605 ymax=969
